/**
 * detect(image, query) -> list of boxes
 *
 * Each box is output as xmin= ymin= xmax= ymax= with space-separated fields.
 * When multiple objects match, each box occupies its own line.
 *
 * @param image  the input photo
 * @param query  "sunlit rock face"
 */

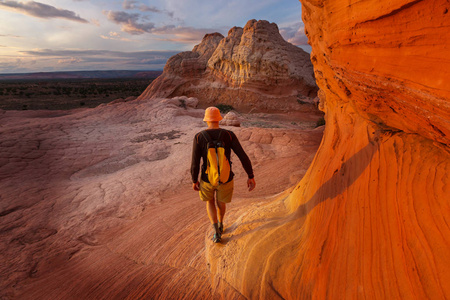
xmin=207 ymin=1 xmax=450 ymax=299
xmin=138 ymin=20 xmax=318 ymax=112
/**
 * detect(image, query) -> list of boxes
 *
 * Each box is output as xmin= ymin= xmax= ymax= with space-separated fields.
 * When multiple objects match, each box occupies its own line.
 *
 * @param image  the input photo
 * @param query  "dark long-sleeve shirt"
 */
xmin=191 ymin=128 xmax=254 ymax=183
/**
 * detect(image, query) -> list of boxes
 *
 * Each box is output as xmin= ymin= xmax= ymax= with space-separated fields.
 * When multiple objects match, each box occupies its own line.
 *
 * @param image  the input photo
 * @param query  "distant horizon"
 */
xmin=0 ymin=1 xmax=308 ymax=74
xmin=0 ymin=69 xmax=163 ymax=76
xmin=0 ymin=45 xmax=312 ymax=76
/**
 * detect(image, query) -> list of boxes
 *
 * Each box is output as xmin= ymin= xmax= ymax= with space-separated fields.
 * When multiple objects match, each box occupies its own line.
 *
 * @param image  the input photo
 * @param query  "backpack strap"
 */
xmin=201 ymin=129 xmax=228 ymax=145
xmin=201 ymin=130 xmax=213 ymax=144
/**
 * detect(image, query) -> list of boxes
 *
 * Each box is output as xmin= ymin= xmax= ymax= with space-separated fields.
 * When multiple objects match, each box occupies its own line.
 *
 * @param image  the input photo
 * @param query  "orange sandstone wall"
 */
xmin=285 ymin=0 xmax=450 ymax=297
xmin=282 ymin=107 xmax=449 ymax=299
xmin=208 ymin=0 xmax=449 ymax=299
xmin=304 ymin=0 xmax=449 ymax=145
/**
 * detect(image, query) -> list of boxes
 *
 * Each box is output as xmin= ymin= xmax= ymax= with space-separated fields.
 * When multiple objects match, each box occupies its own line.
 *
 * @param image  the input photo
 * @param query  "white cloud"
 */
xmin=100 ymin=31 xmax=132 ymax=42
xmin=0 ymin=0 xmax=89 ymax=23
xmin=104 ymin=9 xmax=220 ymax=43
xmin=279 ymin=22 xmax=309 ymax=46
xmin=91 ymin=18 xmax=100 ymax=26
xmin=58 ymin=57 xmax=83 ymax=64
xmin=104 ymin=10 xmax=155 ymax=35
xmin=122 ymin=0 xmax=174 ymax=17
xmin=151 ymin=25 xmax=218 ymax=43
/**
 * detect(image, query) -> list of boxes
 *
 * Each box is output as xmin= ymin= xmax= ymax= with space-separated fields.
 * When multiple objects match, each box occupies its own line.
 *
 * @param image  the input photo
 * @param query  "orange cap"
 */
xmin=203 ymin=107 xmax=223 ymax=122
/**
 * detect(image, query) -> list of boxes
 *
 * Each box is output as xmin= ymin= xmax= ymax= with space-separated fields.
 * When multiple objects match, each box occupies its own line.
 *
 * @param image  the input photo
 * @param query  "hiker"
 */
xmin=191 ymin=106 xmax=256 ymax=243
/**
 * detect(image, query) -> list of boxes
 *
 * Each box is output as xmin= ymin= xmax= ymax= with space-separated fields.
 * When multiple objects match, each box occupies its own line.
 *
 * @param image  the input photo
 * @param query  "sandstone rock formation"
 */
xmin=0 ymin=99 xmax=323 ymax=299
xmin=138 ymin=20 xmax=318 ymax=112
xmin=207 ymin=0 xmax=450 ymax=299
xmin=220 ymin=111 xmax=241 ymax=127
xmin=2 ymin=2 xmax=449 ymax=298
xmin=161 ymin=95 xmax=199 ymax=109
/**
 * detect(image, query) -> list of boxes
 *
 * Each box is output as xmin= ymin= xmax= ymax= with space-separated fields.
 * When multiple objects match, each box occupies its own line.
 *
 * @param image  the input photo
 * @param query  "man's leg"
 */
xmin=206 ymin=199 xmax=218 ymax=224
xmin=216 ymin=199 xmax=226 ymax=224
xmin=216 ymin=180 xmax=233 ymax=234
xmin=206 ymin=198 xmax=221 ymax=242
xmin=200 ymin=181 xmax=221 ymax=242
xmin=216 ymin=199 xmax=226 ymax=234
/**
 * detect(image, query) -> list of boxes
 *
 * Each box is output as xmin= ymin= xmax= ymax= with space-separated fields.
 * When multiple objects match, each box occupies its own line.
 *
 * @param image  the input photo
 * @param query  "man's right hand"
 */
xmin=192 ymin=181 xmax=200 ymax=191
xmin=247 ymin=178 xmax=256 ymax=191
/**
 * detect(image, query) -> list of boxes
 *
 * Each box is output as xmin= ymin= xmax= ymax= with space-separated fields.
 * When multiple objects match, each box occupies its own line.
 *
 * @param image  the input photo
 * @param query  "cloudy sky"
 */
xmin=0 ymin=0 xmax=308 ymax=73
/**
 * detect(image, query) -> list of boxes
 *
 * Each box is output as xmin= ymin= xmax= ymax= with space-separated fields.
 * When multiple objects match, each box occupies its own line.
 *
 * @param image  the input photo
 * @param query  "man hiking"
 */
xmin=191 ymin=107 xmax=256 ymax=243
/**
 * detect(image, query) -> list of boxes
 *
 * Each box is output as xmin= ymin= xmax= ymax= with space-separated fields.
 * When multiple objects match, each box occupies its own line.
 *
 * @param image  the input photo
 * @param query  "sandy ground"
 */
xmin=0 ymin=98 xmax=323 ymax=299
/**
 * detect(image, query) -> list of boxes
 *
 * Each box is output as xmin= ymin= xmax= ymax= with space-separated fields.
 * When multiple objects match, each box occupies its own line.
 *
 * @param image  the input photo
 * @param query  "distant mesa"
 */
xmin=138 ymin=19 xmax=318 ymax=112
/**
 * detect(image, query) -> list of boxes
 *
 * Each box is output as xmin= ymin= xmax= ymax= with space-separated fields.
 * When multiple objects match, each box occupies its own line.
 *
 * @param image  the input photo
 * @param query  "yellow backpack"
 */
xmin=201 ymin=130 xmax=231 ymax=186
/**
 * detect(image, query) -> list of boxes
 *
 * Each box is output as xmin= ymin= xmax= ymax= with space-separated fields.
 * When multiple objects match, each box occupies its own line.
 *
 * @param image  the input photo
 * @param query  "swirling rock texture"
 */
xmin=207 ymin=0 xmax=450 ymax=299
xmin=138 ymin=20 xmax=318 ymax=112
xmin=0 ymin=98 xmax=323 ymax=299
xmin=2 ymin=3 xmax=449 ymax=299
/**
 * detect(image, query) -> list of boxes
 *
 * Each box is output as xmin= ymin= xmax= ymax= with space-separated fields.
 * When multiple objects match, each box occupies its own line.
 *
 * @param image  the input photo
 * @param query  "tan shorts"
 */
xmin=199 ymin=180 xmax=234 ymax=203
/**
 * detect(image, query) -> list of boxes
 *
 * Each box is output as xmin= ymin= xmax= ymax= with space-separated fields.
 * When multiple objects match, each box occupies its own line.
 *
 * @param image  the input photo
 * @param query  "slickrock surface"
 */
xmin=138 ymin=20 xmax=318 ymax=112
xmin=3 ymin=2 xmax=449 ymax=298
xmin=0 ymin=99 xmax=323 ymax=299
xmin=207 ymin=0 xmax=450 ymax=299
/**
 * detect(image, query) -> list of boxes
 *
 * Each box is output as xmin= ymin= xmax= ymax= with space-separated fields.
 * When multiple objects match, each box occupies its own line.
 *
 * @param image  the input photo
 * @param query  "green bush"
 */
xmin=215 ymin=103 xmax=234 ymax=114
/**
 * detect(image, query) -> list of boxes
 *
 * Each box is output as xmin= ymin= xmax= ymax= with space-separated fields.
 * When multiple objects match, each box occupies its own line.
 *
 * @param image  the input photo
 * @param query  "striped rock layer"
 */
xmin=207 ymin=0 xmax=450 ymax=299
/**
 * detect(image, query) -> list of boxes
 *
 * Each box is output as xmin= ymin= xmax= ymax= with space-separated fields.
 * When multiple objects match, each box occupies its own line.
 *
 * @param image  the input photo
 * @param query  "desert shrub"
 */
xmin=316 ymin=117 xmax=326 ymax=127
xmin=215 ymin=103 xmax=234 ymax=113
xmin=178 ymin=99 xmax=187 ymax=109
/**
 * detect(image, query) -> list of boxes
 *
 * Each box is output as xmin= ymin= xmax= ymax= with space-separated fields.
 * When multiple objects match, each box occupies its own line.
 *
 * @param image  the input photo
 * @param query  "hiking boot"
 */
xmin=218 ymin=222 xmax=224 ymax=234
xmin=212 ymin=232 xmax=221 ymax=243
